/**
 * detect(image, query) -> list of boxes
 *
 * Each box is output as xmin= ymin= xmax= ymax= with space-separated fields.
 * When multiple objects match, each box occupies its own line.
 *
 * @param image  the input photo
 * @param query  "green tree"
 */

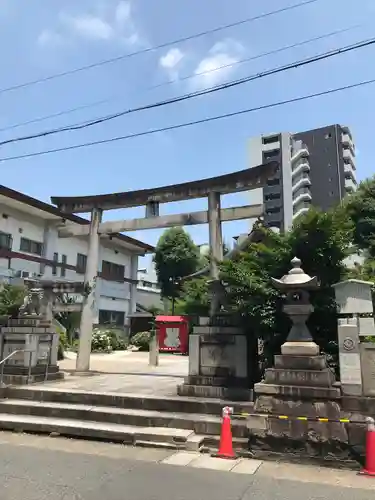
xmin=55 ymin=295 xmax=81 ymax=344
xmin=345 ymin=176 xmax=375 ymax=256
xmin=219 ymin=208 xmax=352 ymax=375
xmin=0 ymin=284 xmax=27 ymax=318
xmin=154 ymin=227 xmax=200 ymax=302
xmin=175 ymin=277 xmax=210 ymax=317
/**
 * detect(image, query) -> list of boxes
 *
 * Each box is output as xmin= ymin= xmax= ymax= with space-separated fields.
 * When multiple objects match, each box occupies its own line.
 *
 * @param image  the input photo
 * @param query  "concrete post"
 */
xmin=76 ymin=208 xmax=102 ymax=372
xmin=149 ymin=333 xmax=159 ymax=366
xmin=129 ymin=255 xmax=138 ymax=315
xmin=207 ymin=191 xmax=223 ymax=280
xmin=39 ymin=223 xmax=52 ymax=276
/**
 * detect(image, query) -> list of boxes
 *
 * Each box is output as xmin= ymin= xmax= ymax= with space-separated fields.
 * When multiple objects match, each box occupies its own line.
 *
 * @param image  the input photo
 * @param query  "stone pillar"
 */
xmin=76 ymin=208 xmax=102 ymax=372
xmin=39 ymin=223 xmax=53 ymax=276
xmin=129 ymin=255 xmax=138 ymax=316
xmin=207 ymin=192 xmax=223 ymax=280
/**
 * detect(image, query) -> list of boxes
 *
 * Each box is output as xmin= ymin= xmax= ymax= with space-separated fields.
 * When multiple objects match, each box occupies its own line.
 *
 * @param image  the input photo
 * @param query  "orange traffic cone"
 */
xmin=359 ymin=417 xmax=375 ymax=477
xmin=212 ymin=406 xmax=237 ymax=460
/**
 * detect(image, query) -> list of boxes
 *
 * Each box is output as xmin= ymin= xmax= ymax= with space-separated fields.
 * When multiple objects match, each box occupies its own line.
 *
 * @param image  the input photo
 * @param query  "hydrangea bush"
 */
xmin=91 ymin=328 xmax=113 ymax=353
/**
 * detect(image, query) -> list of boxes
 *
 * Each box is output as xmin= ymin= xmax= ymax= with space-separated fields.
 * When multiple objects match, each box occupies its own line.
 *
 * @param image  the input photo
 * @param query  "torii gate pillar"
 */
xmin=76 ymin=208 xmax=102 ymax=372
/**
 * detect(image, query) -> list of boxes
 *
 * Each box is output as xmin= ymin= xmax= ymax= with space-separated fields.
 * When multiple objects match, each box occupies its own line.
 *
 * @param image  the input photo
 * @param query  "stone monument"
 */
xmin=333 ymin=279 xmax=375 ymax=397
xmin=0 ymin=279 xmax=84 ymax=385
xmin=177 ymin=313 xmax=251 ymax=400
xmin=254 ymin=257 xmax=341 ymax=414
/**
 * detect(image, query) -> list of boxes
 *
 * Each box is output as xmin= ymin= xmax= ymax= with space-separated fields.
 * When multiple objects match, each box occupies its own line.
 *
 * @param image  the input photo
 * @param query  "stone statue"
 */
xmin=20 ymin=287 xmax=44 ymax=316
xmin=208 ymin=279 xmax=228 ymax=318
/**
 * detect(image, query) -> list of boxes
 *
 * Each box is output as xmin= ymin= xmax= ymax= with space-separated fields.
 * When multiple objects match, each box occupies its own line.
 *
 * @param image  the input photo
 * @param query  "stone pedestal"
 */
xmin=177 ymin=316 xmax=252 ymax=401
xmin=250 ymin=349 xmax=347 ymax=458
xmin=254 ymin=345 xmax=341 ymax=416
xmin=0 ymin=317 xmax=64 ymax=385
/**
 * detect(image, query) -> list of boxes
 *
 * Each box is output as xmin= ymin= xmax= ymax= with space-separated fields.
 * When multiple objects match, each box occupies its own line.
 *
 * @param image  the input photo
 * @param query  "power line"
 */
xmin=0 ymin=23 xmax=361 ymax=134
xmin=0 ymin=0 xmax=319 ymax=96
xmin=1 ymin=35 xmax=374 ymax=147
xmin=1 ymin=76 xmax=374 ymax=163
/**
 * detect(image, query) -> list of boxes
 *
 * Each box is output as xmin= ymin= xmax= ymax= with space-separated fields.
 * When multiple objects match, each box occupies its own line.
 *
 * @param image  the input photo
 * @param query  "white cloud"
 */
xmin=115 ymin=1 xmax=131 ymax=25
xmin=159 ymin=47 xmax=185 ymax=80
xmin=65 ymin=15 xmax=114 ymax=41
xmin=160 ymin=48 xmax=184 ymax=70
xmin=38 ymin=1 xmax=140 ymax=48
xmin=192 ymin=39 xmax=244 ymax=89
xmin=37 ymin=29 xmax=64 ymax=48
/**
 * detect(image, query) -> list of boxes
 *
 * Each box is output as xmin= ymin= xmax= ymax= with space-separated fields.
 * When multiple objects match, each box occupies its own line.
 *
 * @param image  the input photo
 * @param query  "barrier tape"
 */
xmin=232 ymin=413 xmax=366 ymax=424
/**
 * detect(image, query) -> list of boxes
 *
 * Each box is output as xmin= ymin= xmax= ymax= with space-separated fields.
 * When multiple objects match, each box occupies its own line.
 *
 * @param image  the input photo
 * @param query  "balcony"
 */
xmin=291 ymin=146 xmax=309 ymax=163
xmin=292 ymin=175 xmax=311 ymax=193
xmin=293 ymin=189 xmax=312 ymax=207
xmin=343 ymin=147 xmax=356 ymax=167
xmin=344 ymin=163 xmax=357 ymax=183
xmin=293 ymin=206 xmax=310 ymax=219
xmin=342 ymin=133 xmax=355 ymax=153
xmin=292 ymin=160 xmax=310 ymax=178
xmin=345 ymin=177 xmax=357 ymax=193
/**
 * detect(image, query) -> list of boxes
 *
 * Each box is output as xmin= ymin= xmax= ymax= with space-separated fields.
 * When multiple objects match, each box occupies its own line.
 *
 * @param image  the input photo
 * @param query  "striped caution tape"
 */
xmin=232 ymin=413 xmax=362 ymax=424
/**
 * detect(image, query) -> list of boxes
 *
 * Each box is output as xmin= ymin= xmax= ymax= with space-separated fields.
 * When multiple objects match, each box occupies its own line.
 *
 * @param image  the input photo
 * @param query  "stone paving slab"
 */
xmin=189 ymin=454 xmax=241 ymax=472
xmin=162 ymin=451 xmax=199 ymax=467
xmin=48 ymin=351 xmax=189 ymax=396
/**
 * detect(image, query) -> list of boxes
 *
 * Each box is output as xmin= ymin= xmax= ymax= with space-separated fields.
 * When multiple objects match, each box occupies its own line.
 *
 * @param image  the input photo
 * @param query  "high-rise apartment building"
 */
xmin=248 ymin=124 xmax=357 ymax=231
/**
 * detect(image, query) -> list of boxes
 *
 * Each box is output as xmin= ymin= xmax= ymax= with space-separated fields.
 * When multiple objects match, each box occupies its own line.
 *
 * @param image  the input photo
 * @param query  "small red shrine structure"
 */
xmin=155 ymin=315 xmax=189 ymax=354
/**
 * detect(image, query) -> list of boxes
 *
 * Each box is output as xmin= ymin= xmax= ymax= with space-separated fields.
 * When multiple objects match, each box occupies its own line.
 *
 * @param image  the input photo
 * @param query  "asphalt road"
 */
xmin=0 ymin=434 xmax=373 ymax=500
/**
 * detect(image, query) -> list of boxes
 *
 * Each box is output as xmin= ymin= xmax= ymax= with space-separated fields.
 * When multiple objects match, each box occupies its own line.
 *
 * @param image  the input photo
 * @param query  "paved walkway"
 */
xmin=50 ymin=351 xmax=188 ymax=396
xmin=0 ymin=432 xmax=373 ymax=499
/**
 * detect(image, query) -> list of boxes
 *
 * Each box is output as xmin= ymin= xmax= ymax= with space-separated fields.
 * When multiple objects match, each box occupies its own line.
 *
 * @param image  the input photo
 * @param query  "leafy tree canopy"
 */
xmin=345 ymin=176 xmax=375 ymax=257
xmin=0 ymin=284 xmax=27 ymax=318
xmin=154 ymin=227 xmax=199 ymax=299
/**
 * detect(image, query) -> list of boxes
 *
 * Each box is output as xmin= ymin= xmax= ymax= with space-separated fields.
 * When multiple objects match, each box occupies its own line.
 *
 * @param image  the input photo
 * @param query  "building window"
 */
xmin=267 ymin=178 xmax=280 ymax=186
xmin=61 ymin=254 xmax=67 ymax=277
xmin=264 ymin=149 xmax=280 ymax=160
xmin=325 ymin=133 xmax=332 ymax=139
xmin=0 ymin=231 xmax=12 ymax=250
xmin=265 ymin=193 xmax=281 ymax=201
xmin=20 ymin=237 xmax=43 ymax=256
xmin=76 ymin=253 xmax=87 ymax=274
xmin=101 ymin=260 xmax=125 ymax=281
xmin=52 ymin=252 xmax=58 ymax=276
xmin=262 ymin=135 xmax=279 ymax=145
xmin=99 ymin=310 xmax=125 ymax=326
xmin=266 ymin=207 xmax=281 ymax=215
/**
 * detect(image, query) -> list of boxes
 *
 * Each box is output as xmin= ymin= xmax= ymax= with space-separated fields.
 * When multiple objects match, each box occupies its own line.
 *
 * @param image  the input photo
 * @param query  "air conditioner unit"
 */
xmin=14 ymin=270 xmax=30 ymax=278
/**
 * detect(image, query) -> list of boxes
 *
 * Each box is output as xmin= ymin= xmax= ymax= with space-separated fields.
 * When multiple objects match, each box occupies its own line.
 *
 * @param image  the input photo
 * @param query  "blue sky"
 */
xmin=0 ymin=0 xmax=374 ymax=263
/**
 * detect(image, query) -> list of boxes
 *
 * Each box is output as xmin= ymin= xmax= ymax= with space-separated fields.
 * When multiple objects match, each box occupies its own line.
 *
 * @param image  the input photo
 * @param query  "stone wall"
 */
xmin=245 ymin=395 xmax=375 ymax=465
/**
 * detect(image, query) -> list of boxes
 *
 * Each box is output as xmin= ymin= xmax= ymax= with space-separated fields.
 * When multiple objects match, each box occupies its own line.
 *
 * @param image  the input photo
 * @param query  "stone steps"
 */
xmin=0 ymin=387 xmax=252 ymax=451
xmin=0 ymin=412 xmax=196 ymax=449
xmin=2 ymin=387 xmax=254 ymax=416
xmin=0 ymin=399 xmax=248 ymax=438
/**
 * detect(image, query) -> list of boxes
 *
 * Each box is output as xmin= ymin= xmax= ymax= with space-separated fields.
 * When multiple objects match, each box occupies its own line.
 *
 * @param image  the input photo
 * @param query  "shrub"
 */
xmin=0 ymin=284 xmax=27 ymax=318
xmin=57 ymin=328 xmax=68 ymax=361
xmin=131 ymin=331 xmax=151 ymax=351
xmin=91 ymin=329 xmax=113 ymax=353
xmin=105 ymin=328 xmax=127 ymax=350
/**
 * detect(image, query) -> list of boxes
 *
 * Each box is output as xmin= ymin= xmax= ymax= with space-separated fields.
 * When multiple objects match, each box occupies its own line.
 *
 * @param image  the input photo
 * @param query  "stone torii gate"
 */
xmin=51 ymin=161 xmax=278 ymax=372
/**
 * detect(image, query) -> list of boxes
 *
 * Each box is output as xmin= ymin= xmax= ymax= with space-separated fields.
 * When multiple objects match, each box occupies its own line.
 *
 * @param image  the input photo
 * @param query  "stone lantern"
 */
xmin=271 ymin=257 xmax=320 ymax=356
xmin=253 ymin=256 xmax=340 ymax=414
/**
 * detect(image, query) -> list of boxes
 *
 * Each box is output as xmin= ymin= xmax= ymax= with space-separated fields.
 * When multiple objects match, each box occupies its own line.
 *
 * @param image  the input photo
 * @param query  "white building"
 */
xmin=137 ymin=261 xmax=162 ymax=311
xmin=0 ymin=185 xmax=154 ymax=329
